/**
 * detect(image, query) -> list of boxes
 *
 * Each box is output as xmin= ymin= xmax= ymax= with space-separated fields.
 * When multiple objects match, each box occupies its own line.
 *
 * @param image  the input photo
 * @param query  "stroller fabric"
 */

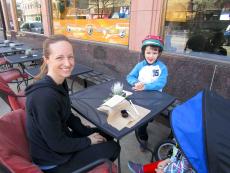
xmin=171 ymin=90 xmax=230 ymax=173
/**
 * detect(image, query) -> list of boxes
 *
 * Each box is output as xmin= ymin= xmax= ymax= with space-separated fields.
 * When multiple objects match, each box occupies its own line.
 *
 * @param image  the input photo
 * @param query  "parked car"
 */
xmin=20 ymin=21 xmax=44 ymax=34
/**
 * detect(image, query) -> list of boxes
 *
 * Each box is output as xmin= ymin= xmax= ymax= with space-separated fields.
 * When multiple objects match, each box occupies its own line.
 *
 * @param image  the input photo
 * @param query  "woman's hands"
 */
xmin=88 ymin=133 xmax=107 ymax=145
xmin=132 ymin=82 xmax=144 ymax=91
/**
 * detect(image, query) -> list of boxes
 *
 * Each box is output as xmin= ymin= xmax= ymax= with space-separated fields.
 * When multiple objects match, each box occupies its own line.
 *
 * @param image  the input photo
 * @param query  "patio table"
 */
xmin=4 ymin=51 xmax=42 ymax=65
xmin=0 ymin=43 xmax=24 ymax=48
xmin=70 ymin=79 xmax=176 ymax=172
xmin=3 ymin=50 xmax=43 ymax=87
xmin=0 ymin=45 xmax=31 ymax=56
xmin=0 ymin=40 xmax=14 ymax=44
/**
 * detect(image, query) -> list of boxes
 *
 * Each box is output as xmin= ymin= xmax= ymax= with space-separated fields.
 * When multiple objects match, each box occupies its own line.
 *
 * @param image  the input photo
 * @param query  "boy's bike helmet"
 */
xmin=141 ymin=35 xmax=164 ymax=52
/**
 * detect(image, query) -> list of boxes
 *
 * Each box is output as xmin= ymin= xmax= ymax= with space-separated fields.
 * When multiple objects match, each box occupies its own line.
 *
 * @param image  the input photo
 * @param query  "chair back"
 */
xmin=0 ymin=77 xmax=14 ymax=106
xmin=0 ymin=77 xmax=25 ymax=110
xmin=0 ymin=109 xmax=42 ymax=173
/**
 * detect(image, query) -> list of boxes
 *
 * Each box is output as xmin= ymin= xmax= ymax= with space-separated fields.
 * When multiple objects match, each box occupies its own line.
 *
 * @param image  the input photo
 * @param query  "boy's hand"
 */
xmin=132 ymin=82 xmax=144 ymax=91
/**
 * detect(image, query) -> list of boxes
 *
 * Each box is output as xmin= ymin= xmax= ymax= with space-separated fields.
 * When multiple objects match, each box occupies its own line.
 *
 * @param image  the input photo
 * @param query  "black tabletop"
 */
xmin=25 ymin=64 xmax=93 ymax=78
xmin=0 ymin=45 xmax=32 ymax=56
xmin=0 ymin=40 xmax=14 ymax=44
xmin=70 ymin=79 xmax=176 ymax=140
xmin=0 ymin=43 xmax=24 ymax=48
xmin=4 ymin=51 xmax=42 ymax=64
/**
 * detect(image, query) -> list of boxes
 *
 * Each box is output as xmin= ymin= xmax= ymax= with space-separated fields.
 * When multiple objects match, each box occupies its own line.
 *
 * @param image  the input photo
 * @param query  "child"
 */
xmin=126 ymin=35 xmax=168 ymax=151
xmin=128 ymin=145 xmax=195 ymax=173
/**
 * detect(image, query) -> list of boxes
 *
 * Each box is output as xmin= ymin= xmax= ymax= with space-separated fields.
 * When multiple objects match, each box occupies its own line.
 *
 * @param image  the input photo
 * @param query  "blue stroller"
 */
xmin=155 ymin=90 xmax=230 ymax=173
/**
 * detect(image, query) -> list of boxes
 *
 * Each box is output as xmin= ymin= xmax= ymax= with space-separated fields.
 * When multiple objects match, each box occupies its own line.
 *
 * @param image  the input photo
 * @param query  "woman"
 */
xmin=25 ymin=35 xmax=120 ymax=173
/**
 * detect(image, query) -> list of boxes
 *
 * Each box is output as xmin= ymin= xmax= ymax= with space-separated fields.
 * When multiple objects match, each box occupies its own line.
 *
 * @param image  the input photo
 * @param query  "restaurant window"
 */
xmin=6 ymin=1 xmax=14 ymax=30
xmin=164 ymin=0 xmax=230 ymax=58
xmin=16 ymin=0 xmax=43 ymax=34
xmin=0 ymin=14 xmax=3 ymax=29
xmin=51 ymin=0 xmax=131 ymax=45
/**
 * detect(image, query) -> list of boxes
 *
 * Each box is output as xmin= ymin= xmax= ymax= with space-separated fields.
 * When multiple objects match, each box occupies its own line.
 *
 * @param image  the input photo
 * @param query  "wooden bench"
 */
xmin=77 ymin=71 xmax=115 ymax=87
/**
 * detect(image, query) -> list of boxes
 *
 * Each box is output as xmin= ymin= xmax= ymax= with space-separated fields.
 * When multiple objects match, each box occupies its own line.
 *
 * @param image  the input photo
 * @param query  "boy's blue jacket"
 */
xmin=126 ymin=60 xmax=168 ymax=91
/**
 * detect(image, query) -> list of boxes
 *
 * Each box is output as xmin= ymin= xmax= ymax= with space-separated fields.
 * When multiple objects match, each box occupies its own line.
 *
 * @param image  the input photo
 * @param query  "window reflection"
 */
xmin=164 ymin=0 xmax=230 ymax=57
xmin=52 ymin=0 xmax=130 ymax=45
xmin=6 ymin=1 xmax=14 ymax=30
xmin=16 ymin=0 xmax=43 ymax=34
xmin=0 ymin=14 xmax=2 ymax=29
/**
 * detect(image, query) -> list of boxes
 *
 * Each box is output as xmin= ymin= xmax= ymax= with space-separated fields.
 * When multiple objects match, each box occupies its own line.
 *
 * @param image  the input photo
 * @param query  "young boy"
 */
xmin=127 ymin=146 xmax=195 ymax=173
xmin=126 ymin=35 xmax=168 ymax=151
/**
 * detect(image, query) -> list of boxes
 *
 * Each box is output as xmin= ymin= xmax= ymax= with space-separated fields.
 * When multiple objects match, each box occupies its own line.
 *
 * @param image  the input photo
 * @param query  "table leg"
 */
xmin=70 ymin=80 xmax=75 ymax=93
xmin=117 ymin=140 xmax=121 ymax=173
xmin=83 ymin=79 xmax=87 ymax=88
xmin=18 ymin=63 xmax=29 ymax=87
xmin=135 ymin=130 xmax=155 ymax=162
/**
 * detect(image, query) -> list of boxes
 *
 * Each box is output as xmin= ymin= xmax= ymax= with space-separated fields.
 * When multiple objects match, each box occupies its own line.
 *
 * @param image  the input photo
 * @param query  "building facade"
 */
xmin=1 ymin=0 xmax=230 ymax=100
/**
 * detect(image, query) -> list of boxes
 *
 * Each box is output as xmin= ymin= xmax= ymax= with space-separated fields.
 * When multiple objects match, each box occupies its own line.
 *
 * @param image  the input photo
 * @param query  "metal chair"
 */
xmin=0 ymin=68 xmax=28 ymax=91
xmin=0 ymin=78 xmax=26 ymax=110
xmin=0 ymin=57 xmax=12 ymax=71
xmin=0 ymin=109 xmax=116 ymax=173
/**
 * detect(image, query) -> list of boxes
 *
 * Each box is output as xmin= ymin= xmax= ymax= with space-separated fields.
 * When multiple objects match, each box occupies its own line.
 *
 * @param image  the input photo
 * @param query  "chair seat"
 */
xmin=0 ymin=70 xmax=22 ymax=82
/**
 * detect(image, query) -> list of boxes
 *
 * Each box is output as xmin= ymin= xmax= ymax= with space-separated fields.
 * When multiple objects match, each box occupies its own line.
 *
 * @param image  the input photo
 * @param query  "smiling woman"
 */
xmin=43 ymin=36 xmax=75 ymax=84
xmin=25 ymin=35 xmax=120 ymax=173
xmin=35 ymin=35 xmax=73 ymax=81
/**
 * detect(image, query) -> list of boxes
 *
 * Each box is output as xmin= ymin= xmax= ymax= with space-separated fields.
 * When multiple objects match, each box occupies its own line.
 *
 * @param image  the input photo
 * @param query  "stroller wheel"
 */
xmin=154 ymin=139 xmax=176 ymax=161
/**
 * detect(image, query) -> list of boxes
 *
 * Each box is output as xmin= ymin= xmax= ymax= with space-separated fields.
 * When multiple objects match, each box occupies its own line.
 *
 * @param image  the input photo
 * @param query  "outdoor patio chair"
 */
xmin=0 ymin=109 xmax=117 ymax=173
xmin=0 ymin=57 xmax=7 ymax=70
xmin=0 ymin=57 xmax=12 ymax=72
xmin=0 ymin=78 xmax=26 ymax=111
xmin=0 ymin=68 xmax=28 ymax=91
